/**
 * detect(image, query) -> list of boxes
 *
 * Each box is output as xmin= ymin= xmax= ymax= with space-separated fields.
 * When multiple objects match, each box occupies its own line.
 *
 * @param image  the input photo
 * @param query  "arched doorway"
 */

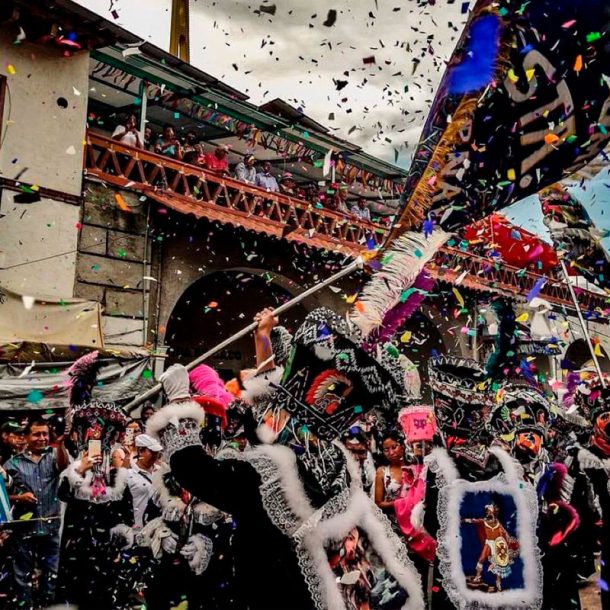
xmin=394 ymin=309 xmax=447 ymax=402
xmin=164 ymin=270 xmax=308 ymax=379
xmin=564 ymin=338 xmax=610 ymax=373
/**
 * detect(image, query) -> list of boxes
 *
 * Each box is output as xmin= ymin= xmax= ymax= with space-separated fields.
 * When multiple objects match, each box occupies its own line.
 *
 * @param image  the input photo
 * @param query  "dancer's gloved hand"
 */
xmin=180 ymin=533 xmax=213 ymax=575
xmin=109 ymin=523 xmax=135 ymax=550
xmin=160 ymin=529 xmax=178 ymax=554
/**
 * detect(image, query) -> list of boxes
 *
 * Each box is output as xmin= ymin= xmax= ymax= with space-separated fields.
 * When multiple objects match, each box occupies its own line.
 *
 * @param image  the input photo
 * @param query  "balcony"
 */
xmin=84 ymin=132 xmax=387 ymax=255
xmin=83 ymin=131 xmax=608 ymax=314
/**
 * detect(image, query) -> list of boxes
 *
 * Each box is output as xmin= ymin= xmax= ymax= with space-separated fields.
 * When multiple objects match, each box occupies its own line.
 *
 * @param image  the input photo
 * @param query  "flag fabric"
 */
xmin=354 ymin=0 xmax=610 ymax=337
xmin=388 ymin=0 xmax=610 ymax=243
xmin=540 ymin=184 xmax=610 ymax=293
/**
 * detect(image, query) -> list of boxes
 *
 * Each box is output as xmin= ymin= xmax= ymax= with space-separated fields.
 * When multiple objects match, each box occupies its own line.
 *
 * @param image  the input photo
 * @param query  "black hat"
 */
xmin=271 ymin=308 xmax=404 ymax=441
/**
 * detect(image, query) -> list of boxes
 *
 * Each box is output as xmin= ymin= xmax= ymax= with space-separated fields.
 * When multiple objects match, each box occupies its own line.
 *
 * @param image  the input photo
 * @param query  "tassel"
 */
xmin=351 ymin=229 xmax=450 ymax=337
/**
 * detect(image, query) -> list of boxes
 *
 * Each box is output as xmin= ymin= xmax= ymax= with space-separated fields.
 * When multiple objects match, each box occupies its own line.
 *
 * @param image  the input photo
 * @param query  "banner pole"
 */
xmin=560 ymin=261 xmax=606 ymax=387
xmin=124 ymin=258 xmax=363 ymax=413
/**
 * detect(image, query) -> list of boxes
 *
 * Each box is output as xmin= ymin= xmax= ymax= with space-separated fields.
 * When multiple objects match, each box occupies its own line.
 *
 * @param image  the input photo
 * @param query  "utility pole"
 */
xmin=170 ymin=0 xmax=190 ymax=63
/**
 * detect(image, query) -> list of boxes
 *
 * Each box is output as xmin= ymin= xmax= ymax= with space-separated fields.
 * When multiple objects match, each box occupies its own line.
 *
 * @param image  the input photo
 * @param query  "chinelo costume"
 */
xmin=137 ymin=463 xmax=235 ymax=610
xmin=148 ymin=308 xmax=425 ymax=610
xmin=564 ymin=372 xmax=610 ymax=610
xmin=55 ymin=351 xmax=135 ymax=610
xmin=490 ymin=383 xmax=581 ymax=610
xmin=421 ymin=355 xmax=544 ymax=610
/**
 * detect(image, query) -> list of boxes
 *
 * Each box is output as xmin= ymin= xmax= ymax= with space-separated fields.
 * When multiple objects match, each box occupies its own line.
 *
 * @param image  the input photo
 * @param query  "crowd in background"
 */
xmin=0 ymin=396 xmax=428 ymax=609
xmin=111 ymin=114 xmax=392 ymax=226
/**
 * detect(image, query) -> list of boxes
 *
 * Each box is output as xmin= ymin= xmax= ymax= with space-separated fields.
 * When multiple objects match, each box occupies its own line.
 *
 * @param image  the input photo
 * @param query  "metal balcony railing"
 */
xmin=83 ymin=131 xmax=608 ymax=315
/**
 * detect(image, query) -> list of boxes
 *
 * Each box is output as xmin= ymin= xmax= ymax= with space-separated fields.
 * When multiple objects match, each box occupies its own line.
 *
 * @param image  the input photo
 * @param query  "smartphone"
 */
xmin=124 ymin=428 xmax=134 ymax=445
xmin=88 ymin=440 xmax=101 ymax=458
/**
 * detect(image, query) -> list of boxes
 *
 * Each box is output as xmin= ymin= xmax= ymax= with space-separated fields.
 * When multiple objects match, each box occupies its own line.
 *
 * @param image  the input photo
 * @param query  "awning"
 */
xmin=0 ymin=357 xmax=154 ymax=411
xmin=0 ymin=285 xmax=104 ymax=357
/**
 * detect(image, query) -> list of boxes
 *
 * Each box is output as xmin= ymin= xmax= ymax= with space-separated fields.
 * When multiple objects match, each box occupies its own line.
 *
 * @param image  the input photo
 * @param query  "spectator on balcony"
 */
xmin=112 ymin=114 xmax=144 ymax=149
xmin=182 ymin=131 xmax=204 ymax=165
xmin=155 ymin=124 xmax=184 ymax=161
xmin=328 ymin=183 xmax=349 ymax=214
xmin=279 ymin=172 xmax=297 ymax=196
xmin=234 ymin=154 xmax=257 ymax=184
xmin=143 ymin=125 xmax=157 ymax=151
xmin=351 ymin=198 xmax=372 ymax=222
xmin=255 ymin=161 xmax=280 ymax=192
xmin=203 ymin=144 xmax=230 ymax=177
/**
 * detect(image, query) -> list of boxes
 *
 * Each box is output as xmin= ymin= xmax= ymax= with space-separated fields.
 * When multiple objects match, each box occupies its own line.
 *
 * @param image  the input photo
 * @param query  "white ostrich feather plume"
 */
xmin=351 ymin=228 xmax=450 ymax=337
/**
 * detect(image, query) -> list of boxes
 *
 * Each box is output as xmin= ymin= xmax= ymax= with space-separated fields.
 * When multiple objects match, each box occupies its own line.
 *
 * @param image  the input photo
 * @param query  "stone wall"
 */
xmin=74 ymin=182 xmax=150 ymax=347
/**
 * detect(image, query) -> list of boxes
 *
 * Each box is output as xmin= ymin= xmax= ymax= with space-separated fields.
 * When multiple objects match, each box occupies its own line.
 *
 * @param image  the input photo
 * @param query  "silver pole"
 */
xmin=560 ymin=260 xmax=606 ymax=387
xmin=124 ymin=258 xmax=363 ymax=413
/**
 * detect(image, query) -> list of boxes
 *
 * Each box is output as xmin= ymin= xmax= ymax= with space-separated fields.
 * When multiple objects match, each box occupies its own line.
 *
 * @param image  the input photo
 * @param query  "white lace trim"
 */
xmin=434 ymin=448 xmax=543 ymax=610
xmin=147 ymin=403 xmax=206 ymax=462
xmin=62 ymin=461 xmax=129 ymax=504
xmin=241 ymin=444 xmax=314 ymax=536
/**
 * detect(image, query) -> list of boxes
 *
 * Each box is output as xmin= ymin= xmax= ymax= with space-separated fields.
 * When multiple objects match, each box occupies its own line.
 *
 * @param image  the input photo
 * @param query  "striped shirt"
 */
xmin=5 ymin=449 xmax=60 ymax=536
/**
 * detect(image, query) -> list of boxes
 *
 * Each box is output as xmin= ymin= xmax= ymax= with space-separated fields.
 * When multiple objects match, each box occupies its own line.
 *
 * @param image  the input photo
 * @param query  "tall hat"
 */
xmin=65 ymin=351 xmax=129 ymax=454
xmin=270 ymin=308 xmax=405 ymax=441
xmin=399 ymin=405 xmax=436 ymax=443
xmin=488 ymin=383 xmax=553 ymax=463
xmin=428 ymin=355 xmax=493 ymax=442
xmin=64 ymin=352 xmax=129 ymax=498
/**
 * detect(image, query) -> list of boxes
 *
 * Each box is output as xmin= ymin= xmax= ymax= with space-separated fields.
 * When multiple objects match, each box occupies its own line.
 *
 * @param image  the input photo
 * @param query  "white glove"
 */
xmin=109 ymin=524 xmax=135 ymax=550
xmin=160 ymin=529 xmax=178 ymax=554
xmin=179 ymin=533 xmax=213 ymax=575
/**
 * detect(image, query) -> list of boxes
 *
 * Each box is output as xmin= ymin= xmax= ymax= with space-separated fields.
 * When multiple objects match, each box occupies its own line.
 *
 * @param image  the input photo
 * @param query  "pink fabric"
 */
xmin=393 ymin=466 xmax=437 ymax=562
xmin=189 ymin=365 xmax=233 ymax=407
xmin=399 ymin=406 xmax=436 ymax=443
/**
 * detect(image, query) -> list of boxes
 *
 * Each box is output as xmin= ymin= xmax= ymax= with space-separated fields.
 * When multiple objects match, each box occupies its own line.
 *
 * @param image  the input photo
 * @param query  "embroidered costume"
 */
xmin=55 ymin=352 xmax=135 ymax=610
xmin=148 ymin=309 xmax=425 ymax=610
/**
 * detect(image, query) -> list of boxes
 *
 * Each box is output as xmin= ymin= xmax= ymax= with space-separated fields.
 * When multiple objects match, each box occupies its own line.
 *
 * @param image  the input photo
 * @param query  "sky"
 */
xmin=75 ymin=0 xmax=610 ymax=240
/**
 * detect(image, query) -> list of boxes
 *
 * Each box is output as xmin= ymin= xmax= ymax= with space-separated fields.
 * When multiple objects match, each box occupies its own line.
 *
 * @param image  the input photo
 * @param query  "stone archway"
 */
xmin=163 ymin=269 xmax=308 ymax=379
xmin=393 ymin=307 xmax=448 ymax=401
xmin=564 ymin=338 xmax=610 ymax=373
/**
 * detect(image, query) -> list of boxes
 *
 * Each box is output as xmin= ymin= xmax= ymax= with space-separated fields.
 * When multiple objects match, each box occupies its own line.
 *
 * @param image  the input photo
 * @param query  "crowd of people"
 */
xmin=0 ymin=304 xmax=608 ymax=610
xmin=111 ymin=114 xmax=389 ymax=225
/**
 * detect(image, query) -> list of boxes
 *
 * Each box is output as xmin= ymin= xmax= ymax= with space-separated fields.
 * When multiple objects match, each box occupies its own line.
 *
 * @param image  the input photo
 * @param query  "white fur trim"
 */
xmin=351 ymin=228 xmax=450 ymax=337
xmin=296 ymin=489 xmax=425 ymax=610
xmin=249 ymin=444 xmax=315 ymax=522
xmin=241 ymin=367 xmax=284 ymax=403
xmin=410 ymin=501 xmax=425 ymax=531
xmin=256 ymin=424 xmax=278 ymax=445
xmin=61 ymin=461 xmax=129 ymax=503
xmin=146 ymin=401 xmax=205 ymax=439
xmin=426 ymin=447 xmax=459 ymax=483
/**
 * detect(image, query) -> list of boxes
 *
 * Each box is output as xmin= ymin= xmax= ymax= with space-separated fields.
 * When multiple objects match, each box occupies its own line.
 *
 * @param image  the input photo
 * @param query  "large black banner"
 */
xmin=389 ymin=0 xmax=610 ymax=241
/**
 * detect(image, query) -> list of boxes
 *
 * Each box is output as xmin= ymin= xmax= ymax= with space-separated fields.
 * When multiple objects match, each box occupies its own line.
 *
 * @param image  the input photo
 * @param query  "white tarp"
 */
xmin=0 ymin=357 xmax=154 ymax=411
xmin=0 ymin=285 xmax=104 ymax=350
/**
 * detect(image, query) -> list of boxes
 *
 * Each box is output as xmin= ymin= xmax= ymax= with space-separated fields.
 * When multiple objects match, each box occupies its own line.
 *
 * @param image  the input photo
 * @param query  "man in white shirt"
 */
xmin=350 ymin=198 xmax=372 ymax=222
xmin=111 ymin=114 xmax=144 ymax=149
xmin=126 ymin=433 xmax=162 ymax=528
xmin=234 ymin=154 xmax=257 ymax=184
